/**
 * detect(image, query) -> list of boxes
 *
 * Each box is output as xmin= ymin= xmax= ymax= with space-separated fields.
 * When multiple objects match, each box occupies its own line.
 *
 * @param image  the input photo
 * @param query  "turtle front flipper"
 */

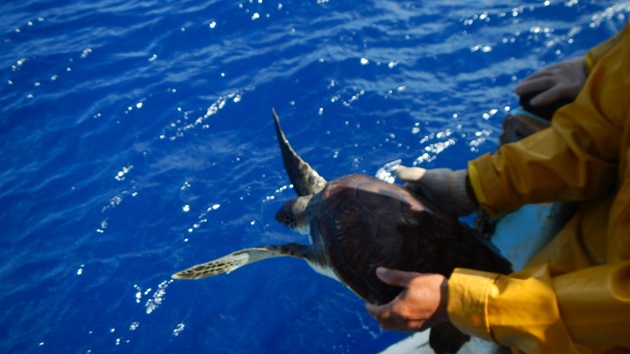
xmin=172 ymin=244 xmax=310 ymax=280
xmin=272 ymin=109 xmax=327 ymax=196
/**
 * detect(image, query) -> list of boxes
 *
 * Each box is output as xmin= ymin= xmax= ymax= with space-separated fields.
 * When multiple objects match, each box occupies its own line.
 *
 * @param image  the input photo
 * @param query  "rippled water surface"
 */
xmin=1 ymin=1 xmax=628 ymax=353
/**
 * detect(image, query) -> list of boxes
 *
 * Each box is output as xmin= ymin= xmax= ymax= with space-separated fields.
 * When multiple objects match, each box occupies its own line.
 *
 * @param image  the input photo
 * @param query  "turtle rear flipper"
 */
xmin=172 ymin=244 xmax=310 ymax=280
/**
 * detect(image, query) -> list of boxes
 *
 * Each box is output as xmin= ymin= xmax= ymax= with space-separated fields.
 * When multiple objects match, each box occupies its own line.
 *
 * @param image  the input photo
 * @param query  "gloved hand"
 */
xmin=514 ymin=56 xmax=587 ymax=107
xmin=395 ymin=165 xmax=477 ymax=216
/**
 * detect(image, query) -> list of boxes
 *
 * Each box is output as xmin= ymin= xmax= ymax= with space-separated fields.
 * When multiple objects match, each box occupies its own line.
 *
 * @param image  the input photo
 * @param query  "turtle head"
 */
xmin=275 ymin=195 xmax=313 ymax=235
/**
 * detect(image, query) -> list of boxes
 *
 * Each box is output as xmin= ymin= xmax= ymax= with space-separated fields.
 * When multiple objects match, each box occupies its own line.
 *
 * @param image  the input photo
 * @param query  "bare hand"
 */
xmin=514 ymin=57 xmax=587 ymax=107
xmin=365 ymin=268 xmax=449 ymax=333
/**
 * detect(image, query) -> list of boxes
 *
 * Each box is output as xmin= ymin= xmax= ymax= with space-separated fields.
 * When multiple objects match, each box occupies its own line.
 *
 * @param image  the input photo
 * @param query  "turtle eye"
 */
xmin=275 ymin=212 xmax=294 ymax=229
xmin=275 ymin=201 xmax=297 ymax=230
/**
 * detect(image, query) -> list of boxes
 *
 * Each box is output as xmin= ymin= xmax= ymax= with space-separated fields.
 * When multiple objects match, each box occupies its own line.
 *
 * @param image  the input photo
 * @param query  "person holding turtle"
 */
xmin=366 ymin=22 xmax=630 ymax=353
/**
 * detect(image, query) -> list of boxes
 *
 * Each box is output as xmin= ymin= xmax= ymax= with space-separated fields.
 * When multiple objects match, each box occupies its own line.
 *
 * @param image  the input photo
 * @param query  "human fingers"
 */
xmin=517 ymin=59 xmax=566 ymax=82
xmin=365 ymin=301 xmax=394 ymax=321
xmin=395 ymin=166 xmax=433 ymax=200
xmin=528 ymin=86 xmax=568 ymax=107
xmin=514 ymin=75 xmax=555 ymax=97
xmin=365 ymin=296 xmax=422 ymax=328
xmin=395 ymin=165 xmax=426 ymax=183
xmin=365 ymin=294 xmax=430 ymax=332
xmin=374 ymin=267 xmax=420 ymax=288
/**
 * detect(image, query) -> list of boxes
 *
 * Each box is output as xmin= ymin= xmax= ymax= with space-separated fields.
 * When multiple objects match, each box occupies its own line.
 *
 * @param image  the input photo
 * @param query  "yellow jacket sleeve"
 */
xmin=585 ymin=30 xmax=622 ymax=71
xmin=448 ymin=261 xmax=630 ymax=353
xmin=452 ymin=21 xmax=630 ymax=353
xmin=468 ymin=22 xmax=628 ymax=217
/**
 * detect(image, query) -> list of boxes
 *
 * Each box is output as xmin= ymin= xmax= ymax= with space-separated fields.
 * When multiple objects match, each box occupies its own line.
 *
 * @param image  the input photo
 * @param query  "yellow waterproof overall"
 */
xmin=448 ymin=23 xmax=630 ymax=353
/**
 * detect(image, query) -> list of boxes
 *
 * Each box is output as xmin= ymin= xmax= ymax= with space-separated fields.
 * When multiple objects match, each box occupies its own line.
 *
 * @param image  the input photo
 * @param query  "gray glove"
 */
xmin=395 ymin=165 xmax=477 ymax=216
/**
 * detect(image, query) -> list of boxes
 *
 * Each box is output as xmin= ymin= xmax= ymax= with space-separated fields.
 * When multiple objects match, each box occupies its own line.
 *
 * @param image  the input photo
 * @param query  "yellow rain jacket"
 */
xmin=448 ymin=23 xmax=630 ymax=353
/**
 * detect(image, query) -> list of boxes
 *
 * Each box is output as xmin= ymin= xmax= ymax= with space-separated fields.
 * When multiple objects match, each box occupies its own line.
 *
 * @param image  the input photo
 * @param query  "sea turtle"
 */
xmin=173 ymin=110 xmax=512 ymax=353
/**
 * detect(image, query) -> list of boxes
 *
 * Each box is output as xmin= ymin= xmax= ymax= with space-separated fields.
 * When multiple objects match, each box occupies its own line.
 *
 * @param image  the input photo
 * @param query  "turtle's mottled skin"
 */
xmin=173 ymin=110 xmax=512 ymax=354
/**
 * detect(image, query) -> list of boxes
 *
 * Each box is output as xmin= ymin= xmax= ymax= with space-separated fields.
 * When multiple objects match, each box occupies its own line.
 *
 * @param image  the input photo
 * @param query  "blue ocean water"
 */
xmin=1 ymin=1 xmax=628 ymax=353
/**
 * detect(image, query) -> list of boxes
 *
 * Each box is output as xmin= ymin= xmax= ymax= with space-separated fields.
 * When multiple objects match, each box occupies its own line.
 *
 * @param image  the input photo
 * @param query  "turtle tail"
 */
xmin=172 ymin=244 xmax=310 ymax=280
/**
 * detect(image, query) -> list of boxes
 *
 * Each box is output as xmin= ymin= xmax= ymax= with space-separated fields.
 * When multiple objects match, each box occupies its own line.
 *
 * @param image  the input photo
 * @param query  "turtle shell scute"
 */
xmin=314 ymin=174 xmax=435 ymax=304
